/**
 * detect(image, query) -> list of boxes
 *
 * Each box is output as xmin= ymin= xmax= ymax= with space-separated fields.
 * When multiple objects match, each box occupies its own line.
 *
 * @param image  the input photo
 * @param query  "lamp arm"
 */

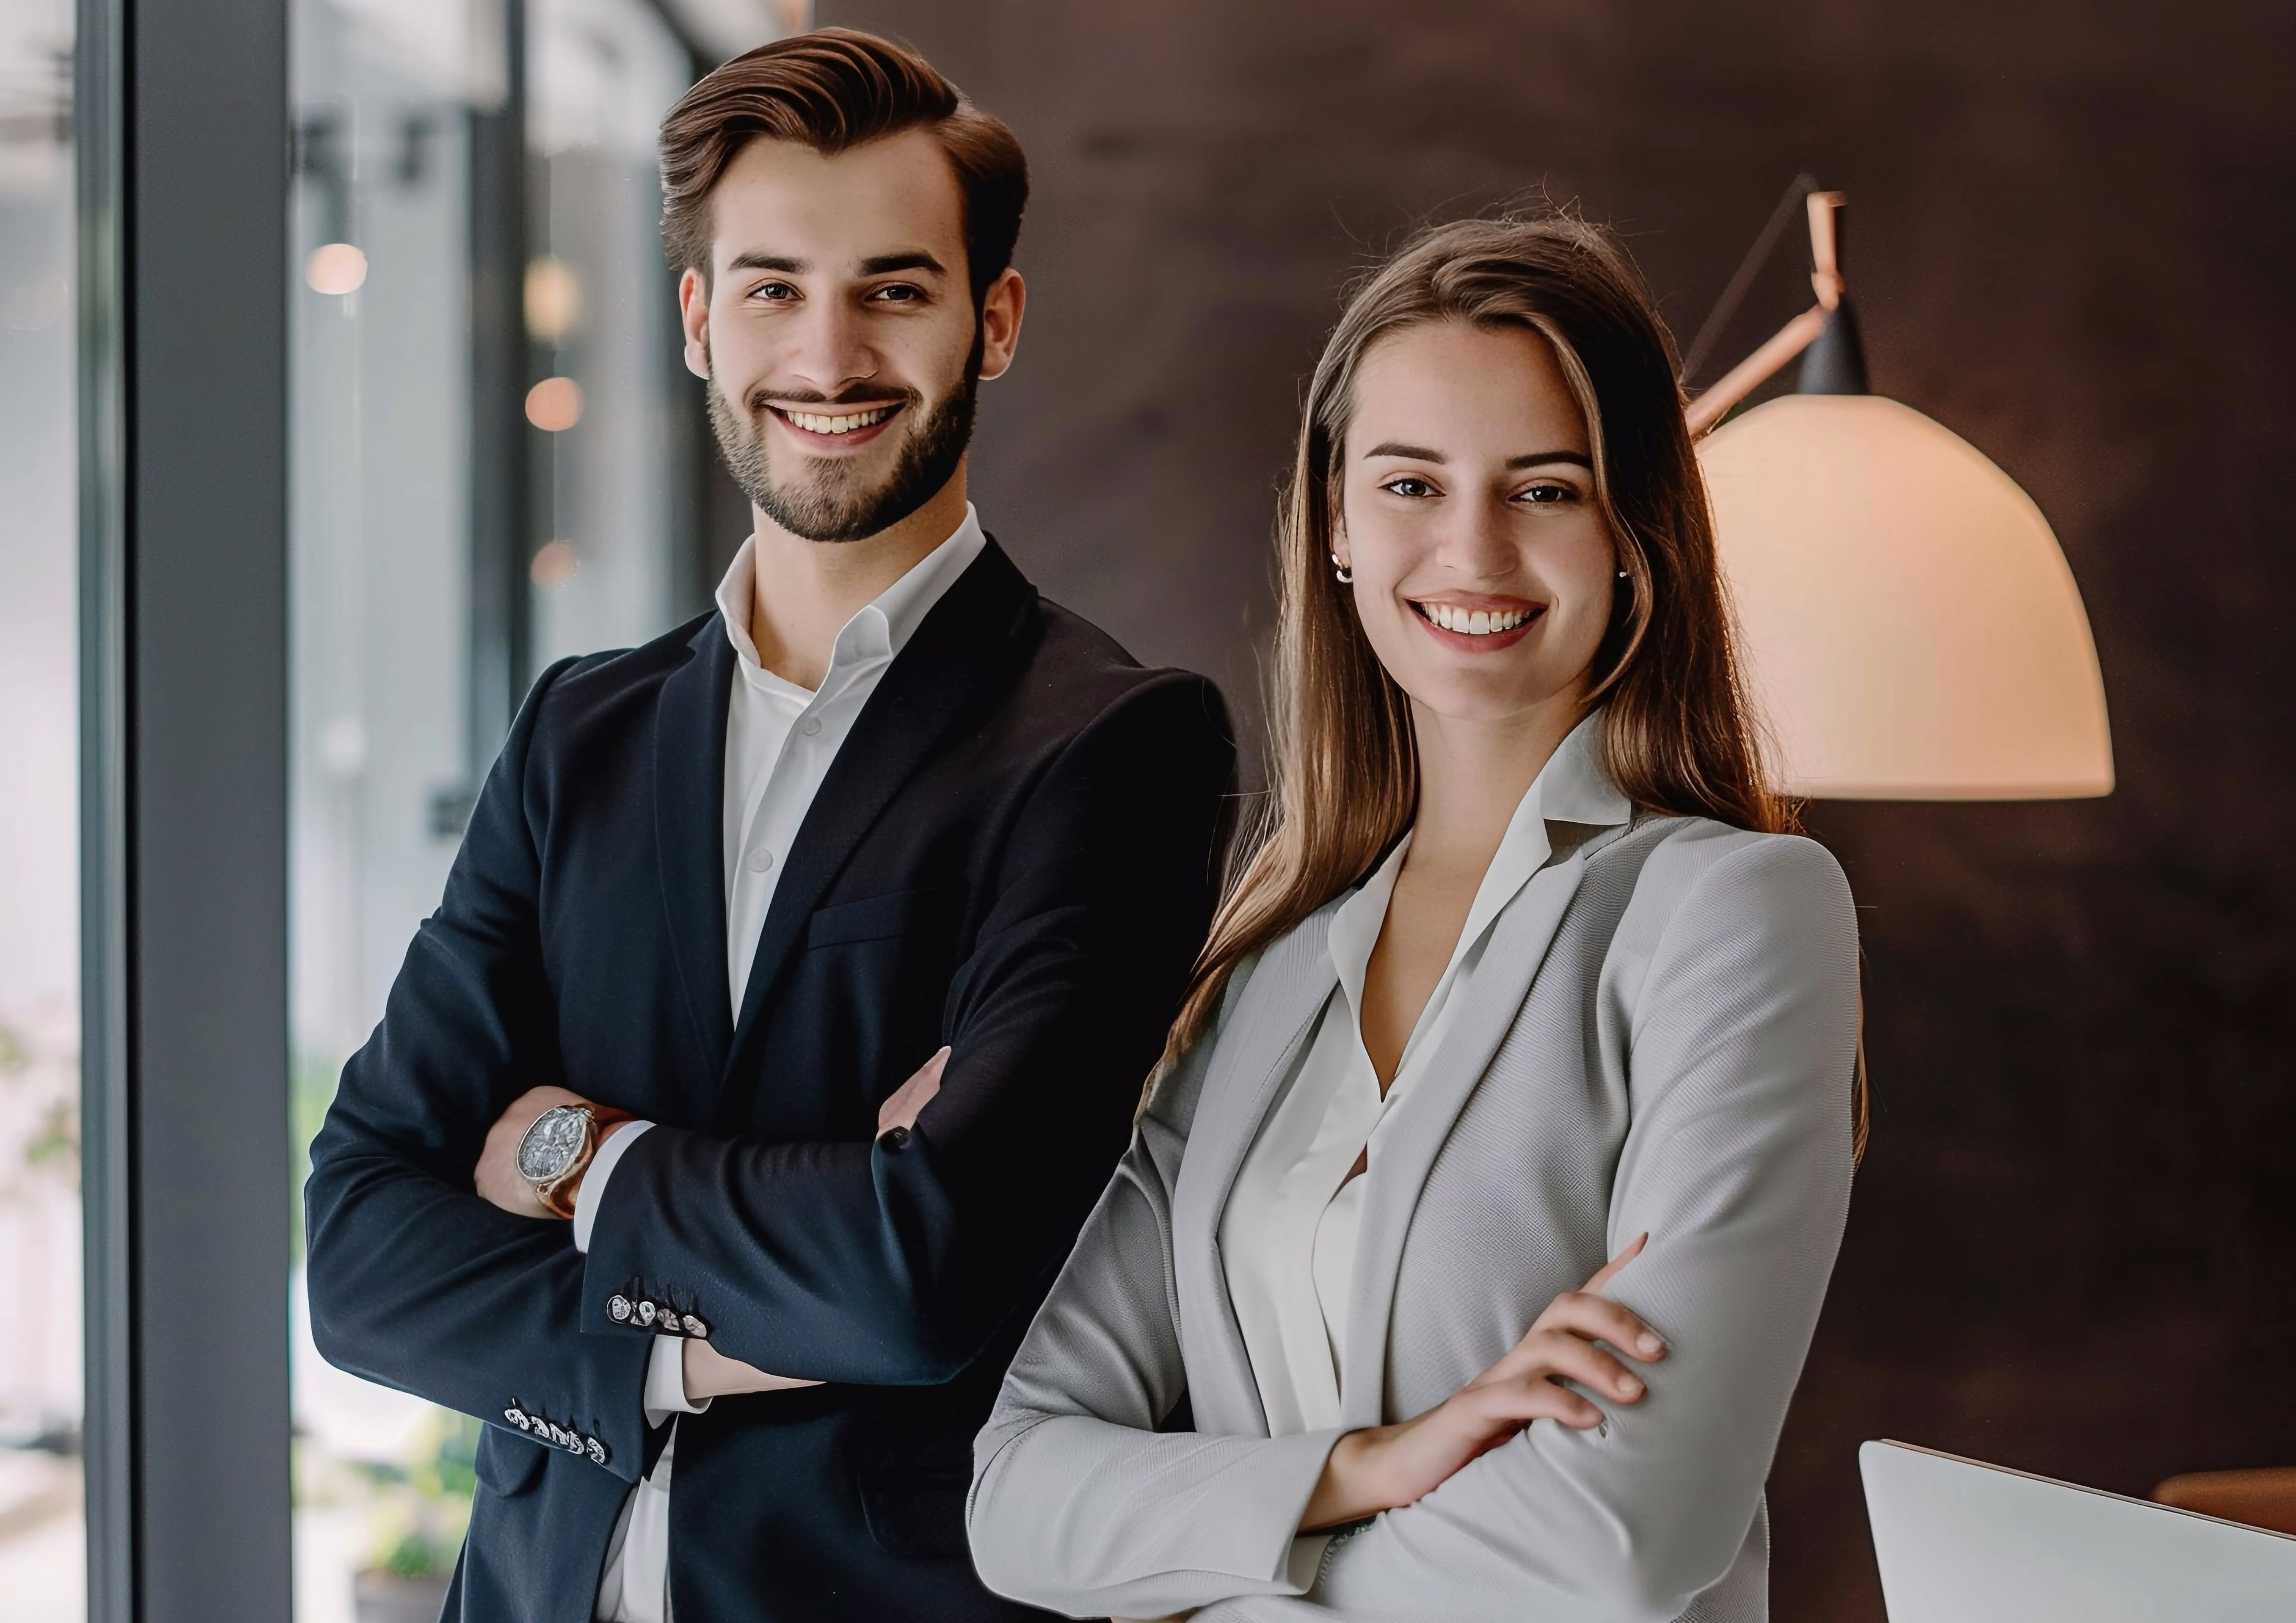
xmin=1684 ymin=304 xmax=1828 ymax=437
xmin=1683 ymin=190 xmax=1849 ymax=439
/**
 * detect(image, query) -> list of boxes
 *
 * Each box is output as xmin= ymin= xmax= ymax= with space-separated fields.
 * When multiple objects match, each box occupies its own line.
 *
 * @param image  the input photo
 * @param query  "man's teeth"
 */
xmin=1420 ymin=602 xmax=1534 ymax=635
xmin=784 ymin=406 xmax=892 ymax=435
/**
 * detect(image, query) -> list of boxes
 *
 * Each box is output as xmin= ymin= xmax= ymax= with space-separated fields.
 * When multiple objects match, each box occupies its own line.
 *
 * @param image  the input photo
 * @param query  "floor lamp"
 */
xmin=1688 ymin=185 xmax=2114 ymax=801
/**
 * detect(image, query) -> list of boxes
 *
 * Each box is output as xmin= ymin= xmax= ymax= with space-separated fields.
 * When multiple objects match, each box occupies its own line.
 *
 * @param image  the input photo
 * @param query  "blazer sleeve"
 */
xmin=965 ymin=958 xmax=1345 ymax=1621
xmin=1205 ymin=833 xmax=1860 ymax=1623
xmin=301 ymin=658 xmax=657 ymax=1483
xmin=578 ymin=674 xmax=1236 ymax=1386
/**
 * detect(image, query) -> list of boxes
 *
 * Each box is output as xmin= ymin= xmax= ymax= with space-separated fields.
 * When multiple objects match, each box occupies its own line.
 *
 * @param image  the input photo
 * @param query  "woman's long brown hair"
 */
xmin=1162 ymin=211 xmax=1867 ymax=1158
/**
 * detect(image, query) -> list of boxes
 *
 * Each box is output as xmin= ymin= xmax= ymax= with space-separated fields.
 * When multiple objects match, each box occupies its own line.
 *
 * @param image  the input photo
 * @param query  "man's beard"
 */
xmin=707 ymin=354 xmax=979 ymax=544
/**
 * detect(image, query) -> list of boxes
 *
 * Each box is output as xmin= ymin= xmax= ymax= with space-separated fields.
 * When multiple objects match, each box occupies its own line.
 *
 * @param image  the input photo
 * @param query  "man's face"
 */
xmin=678 ymin=128 xmax=1023 ymax=542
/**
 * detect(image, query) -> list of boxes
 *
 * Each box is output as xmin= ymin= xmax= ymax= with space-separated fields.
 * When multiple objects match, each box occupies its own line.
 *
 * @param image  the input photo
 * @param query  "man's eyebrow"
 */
xmin=858 ymin=251 xmax=947 ymax=276
xmin=726 ymin=252 xmax=805 ymax=274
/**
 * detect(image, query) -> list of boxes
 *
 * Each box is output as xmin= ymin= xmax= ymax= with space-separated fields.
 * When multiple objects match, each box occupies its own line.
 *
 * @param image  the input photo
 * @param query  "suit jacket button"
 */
xmin=882 ymin=1125 xmax=910 ymax=1149
xmin=681 ymin=1315 xmax=707 ymax=1338
xmin=656 ymin=1314 xmax=683 ymax=1337
xmin=503 ymin=1406 xmax=528 ymax=1430
xmin=635 ymin=1301 xmax=657 ymax=1327
xmin=587 ymin=1437 xmax=610 ymax=1466
xmin=608 ymin=1295 xmax=633 ymax=1323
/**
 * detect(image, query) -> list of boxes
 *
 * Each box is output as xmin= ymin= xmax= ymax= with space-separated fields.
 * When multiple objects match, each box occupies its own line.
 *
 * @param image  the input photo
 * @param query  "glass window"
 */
xmin=0 ymin=0 xmax=84 ymax=1615
xmin=285 ymin=2 xmax=700 ymax=1617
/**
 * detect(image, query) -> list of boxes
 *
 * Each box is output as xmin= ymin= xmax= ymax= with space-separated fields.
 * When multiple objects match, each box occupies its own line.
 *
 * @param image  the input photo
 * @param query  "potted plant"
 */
xmin=353 ymin=1412 xmax=478 ymax=1623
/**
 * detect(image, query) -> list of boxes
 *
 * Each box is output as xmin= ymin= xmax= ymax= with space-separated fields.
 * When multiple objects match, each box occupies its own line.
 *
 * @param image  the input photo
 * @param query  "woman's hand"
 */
xmin=877 ymin=1045 xmax=950 ymax=1136
xmin=1299 ymin=1234 xmax=1663 ymax=1532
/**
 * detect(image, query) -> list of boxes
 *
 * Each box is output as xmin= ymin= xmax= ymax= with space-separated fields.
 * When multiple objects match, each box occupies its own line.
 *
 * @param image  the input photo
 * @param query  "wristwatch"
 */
xmin=516 ymin=1103 xmax=633 ymax=1220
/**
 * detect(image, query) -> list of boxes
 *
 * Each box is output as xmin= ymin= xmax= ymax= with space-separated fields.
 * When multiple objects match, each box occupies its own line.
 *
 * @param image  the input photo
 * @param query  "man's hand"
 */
xmin=683 ymin=1337 xmax=825 ymax=1400
xmin=877 ymin=1045 xmax=950 ymax=1136
xmin=476 ymin=1084 xmax=591 ymax=1218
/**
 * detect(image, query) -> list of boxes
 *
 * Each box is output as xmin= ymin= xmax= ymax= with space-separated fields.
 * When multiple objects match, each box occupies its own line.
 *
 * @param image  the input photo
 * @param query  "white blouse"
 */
xmin=1218 ymin=711 xmax=1631 ymax=1435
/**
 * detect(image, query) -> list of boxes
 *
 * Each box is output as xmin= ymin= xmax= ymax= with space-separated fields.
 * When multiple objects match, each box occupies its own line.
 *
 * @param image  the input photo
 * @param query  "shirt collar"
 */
xmin=1327 ymin=707 xmax=1631 ymax=1004
xmin=713 ymin=505 xmax=989 ymax=695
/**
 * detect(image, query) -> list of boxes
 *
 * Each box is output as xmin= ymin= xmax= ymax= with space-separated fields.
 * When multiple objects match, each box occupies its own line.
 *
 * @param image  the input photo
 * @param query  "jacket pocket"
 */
xmin=804 ymin=887 xmax=921 ymax=949
xmin=475 ymin=1425 xmax=550 ymax=1499
xmin=856 ymin=1429 xmax=975 ymax=1560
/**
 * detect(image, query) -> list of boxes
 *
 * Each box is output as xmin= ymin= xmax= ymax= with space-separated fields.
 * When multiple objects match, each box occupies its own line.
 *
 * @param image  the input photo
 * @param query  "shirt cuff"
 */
xmin=643 ymin=1335 xmax=711 ymax=1427
xmin=572 ymin=1118 xmax=654 ymax=1254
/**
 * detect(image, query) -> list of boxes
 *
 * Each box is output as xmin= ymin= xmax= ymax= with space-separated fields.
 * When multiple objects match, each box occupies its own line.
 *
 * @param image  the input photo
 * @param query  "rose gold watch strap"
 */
xmin=536 ymin=1106 xmax=636 ymax=1220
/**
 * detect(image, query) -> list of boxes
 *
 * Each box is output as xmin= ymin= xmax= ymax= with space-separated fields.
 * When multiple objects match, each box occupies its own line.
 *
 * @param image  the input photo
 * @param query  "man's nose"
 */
xmin=781 ymin=299 xmax=879 ymax=397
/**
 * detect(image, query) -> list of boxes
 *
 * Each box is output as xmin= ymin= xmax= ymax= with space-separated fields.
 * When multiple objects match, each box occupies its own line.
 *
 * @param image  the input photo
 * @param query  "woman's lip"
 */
xmin=1409 ymin=600 xmax=1542 ymax=652
xmin=1408 ymin=593 xmax=1540 ymax=613
xmin=766 ymin=402 xmax=904 ymax=452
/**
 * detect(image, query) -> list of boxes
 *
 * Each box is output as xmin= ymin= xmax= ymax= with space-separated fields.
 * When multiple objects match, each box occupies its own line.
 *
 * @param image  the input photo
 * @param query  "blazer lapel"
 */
xmin=711 ymin=540 xmax=1039 ymax=1131
xmin=1336 ymin=821 xmax=1638 ymax=1426
xmin=654 ymin=615 xmax=737 ymax=1094
xmin=1168 ymin=903 xmax=1342 ymax=1436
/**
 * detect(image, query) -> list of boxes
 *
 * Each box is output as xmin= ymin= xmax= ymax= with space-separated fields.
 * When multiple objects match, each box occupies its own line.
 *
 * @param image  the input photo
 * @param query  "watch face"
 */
xmin=517 ymin=1106 xmax=589 ymax=1183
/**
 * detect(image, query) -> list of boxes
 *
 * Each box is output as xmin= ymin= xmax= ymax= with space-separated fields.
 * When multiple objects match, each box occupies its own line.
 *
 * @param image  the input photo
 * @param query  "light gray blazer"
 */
xmin=967 ymin=814 xmax=1860 ymax=1622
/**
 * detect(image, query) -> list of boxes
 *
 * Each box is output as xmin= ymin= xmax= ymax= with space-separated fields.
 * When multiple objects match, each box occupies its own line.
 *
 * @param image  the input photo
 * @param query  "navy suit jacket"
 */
xmin=304 ymin=540 xmax=1235 ymax=1621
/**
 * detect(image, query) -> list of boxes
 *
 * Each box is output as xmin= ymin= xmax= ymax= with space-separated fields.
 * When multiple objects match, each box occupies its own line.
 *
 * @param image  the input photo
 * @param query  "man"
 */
xmin=305 ymin=30 xmax=1234 ymax=1622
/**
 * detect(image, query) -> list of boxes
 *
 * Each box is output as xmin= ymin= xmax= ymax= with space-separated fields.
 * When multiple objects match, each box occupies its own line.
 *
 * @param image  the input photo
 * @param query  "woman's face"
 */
xmin=1333 ymin=320 xmax=1617 ymax=728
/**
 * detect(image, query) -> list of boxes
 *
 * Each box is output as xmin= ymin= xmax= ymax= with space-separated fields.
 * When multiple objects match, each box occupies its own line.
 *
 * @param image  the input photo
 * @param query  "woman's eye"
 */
xmin=1381 ymin=477 xmax=1436 ymax=499
xmin=1519 ymin=482 xmax=1575 ymax=505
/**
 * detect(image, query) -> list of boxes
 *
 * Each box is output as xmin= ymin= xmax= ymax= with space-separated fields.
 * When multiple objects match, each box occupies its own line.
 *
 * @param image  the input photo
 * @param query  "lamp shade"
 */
xmin=1699 ymin=393 xmax=2113 ymax=799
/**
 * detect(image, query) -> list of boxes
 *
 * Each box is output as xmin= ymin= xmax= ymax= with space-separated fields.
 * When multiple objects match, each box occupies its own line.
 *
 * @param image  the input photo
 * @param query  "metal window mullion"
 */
xmin=80 ymin=0 xmax=294 ymax=1617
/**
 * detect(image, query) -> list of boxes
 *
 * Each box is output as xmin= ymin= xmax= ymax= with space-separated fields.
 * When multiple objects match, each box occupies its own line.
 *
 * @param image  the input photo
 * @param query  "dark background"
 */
xmin=817 ymin=1 xmax=2296 ymax=1616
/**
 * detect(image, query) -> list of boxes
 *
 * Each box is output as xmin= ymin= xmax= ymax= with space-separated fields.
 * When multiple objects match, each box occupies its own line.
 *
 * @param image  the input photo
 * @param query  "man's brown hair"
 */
xmin=659 ymin=28 xmax=1028 ymax=303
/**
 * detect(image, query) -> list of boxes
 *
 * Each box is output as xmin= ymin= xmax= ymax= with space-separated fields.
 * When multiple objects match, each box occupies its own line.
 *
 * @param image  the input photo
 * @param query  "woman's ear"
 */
xmin=1331 ymin=506 xmax=1353 ymax=575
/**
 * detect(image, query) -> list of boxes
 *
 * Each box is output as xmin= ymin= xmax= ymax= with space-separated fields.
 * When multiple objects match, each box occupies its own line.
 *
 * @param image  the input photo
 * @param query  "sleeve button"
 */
xmin=882 ymin=1125 xmax=910 ymax=1149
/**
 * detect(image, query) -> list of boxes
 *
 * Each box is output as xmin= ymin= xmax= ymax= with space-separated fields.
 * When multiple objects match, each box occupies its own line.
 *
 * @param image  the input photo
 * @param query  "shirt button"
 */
xmin=800 ymin=716 xmax=822 ymax=736
xmin=746 ymin=847 xmax=774 ymax=873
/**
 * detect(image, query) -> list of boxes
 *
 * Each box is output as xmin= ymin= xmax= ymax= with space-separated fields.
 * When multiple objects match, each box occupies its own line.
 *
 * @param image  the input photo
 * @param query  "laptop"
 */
xmin=1861 ymin=1439 xmax=2296 ymax=1621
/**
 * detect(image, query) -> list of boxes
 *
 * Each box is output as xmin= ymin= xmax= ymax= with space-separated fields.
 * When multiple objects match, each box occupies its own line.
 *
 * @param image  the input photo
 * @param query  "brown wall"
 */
xmin=820 ymin=1 xmax=2296 ymax=1615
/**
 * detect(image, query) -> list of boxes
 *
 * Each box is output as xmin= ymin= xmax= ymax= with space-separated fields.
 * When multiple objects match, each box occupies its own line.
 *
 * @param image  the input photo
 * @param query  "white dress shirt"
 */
xmin=572 ymin=507 xmax=989 ymax=1623
xmin=1218 ymin=710 xmax=1630 ymax=1435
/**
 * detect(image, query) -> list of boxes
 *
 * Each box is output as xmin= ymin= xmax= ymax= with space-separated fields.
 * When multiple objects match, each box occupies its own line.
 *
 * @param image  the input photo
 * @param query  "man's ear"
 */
xmin=976 ymin=267 xmax=1026 ymax=382
xmin=677 ymin=266 xmax=711 ymax=380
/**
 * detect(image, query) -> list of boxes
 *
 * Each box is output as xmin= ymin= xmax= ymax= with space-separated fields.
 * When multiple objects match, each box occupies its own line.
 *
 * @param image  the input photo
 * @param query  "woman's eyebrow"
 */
xmin=1361 ymin=441 xmax=1444 ymax=461
xmin=1505 ymin=450 xmax=1593 ymax=469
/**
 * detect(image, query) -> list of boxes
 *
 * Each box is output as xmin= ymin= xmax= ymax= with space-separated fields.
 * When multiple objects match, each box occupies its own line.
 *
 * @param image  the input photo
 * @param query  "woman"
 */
xmin=965 ymin=213 xmax=1861 ymax=1622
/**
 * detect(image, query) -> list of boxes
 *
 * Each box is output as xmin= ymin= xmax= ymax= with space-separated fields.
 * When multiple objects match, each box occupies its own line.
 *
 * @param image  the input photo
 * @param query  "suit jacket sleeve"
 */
xmin=302 ymin=658 xmax=656 ymax=1483
xmin=1209 ymin=834 xmax=1861 ymax=1623
xmin=580 ymin=673 xmax=1235 ymax=1387
xmin=963 ymin=958 xmax=1346 ymax=1621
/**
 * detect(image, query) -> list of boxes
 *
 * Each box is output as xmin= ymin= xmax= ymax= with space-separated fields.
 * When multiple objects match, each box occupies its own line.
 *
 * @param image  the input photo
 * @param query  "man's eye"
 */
xmin=752 ymin=281 xmax=797 ymax=302
xmin=1381 ymin=477 xmax=1435 ymax=499
xmin=868 ymin=284 xmax=923 ymax=303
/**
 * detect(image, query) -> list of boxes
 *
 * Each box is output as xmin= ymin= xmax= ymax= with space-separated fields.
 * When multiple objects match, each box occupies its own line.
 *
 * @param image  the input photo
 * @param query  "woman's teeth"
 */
xmin=784 ymin=406 xmax=892 ymax=435
xmin=1418 ymin=602 xmax=1534 ymax=636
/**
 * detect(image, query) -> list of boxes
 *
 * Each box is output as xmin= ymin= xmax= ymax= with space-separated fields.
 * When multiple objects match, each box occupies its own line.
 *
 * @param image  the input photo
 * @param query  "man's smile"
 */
xmin=765 ymin=401 xmax=905 ymax=450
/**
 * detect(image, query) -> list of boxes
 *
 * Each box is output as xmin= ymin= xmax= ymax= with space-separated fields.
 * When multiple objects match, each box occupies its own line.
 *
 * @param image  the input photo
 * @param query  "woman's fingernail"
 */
xmin=1620 ymin=1376 xmax=1643 ymax=1396
xmin=1638 ymin=1334 xmax=1663 ymax=1356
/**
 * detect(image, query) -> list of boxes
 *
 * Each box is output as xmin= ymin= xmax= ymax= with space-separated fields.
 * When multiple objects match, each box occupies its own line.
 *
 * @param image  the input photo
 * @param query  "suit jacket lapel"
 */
xmin=654 ymin=615 xmax=737 ymax=1096
xmin=712 ymin=540 xmax=1039 ymax=1131
xmin=1336 ymin=821 xmax=1639 ymax=1427
xmin=1169 ymin=904 xmax=1342 ymax=1437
